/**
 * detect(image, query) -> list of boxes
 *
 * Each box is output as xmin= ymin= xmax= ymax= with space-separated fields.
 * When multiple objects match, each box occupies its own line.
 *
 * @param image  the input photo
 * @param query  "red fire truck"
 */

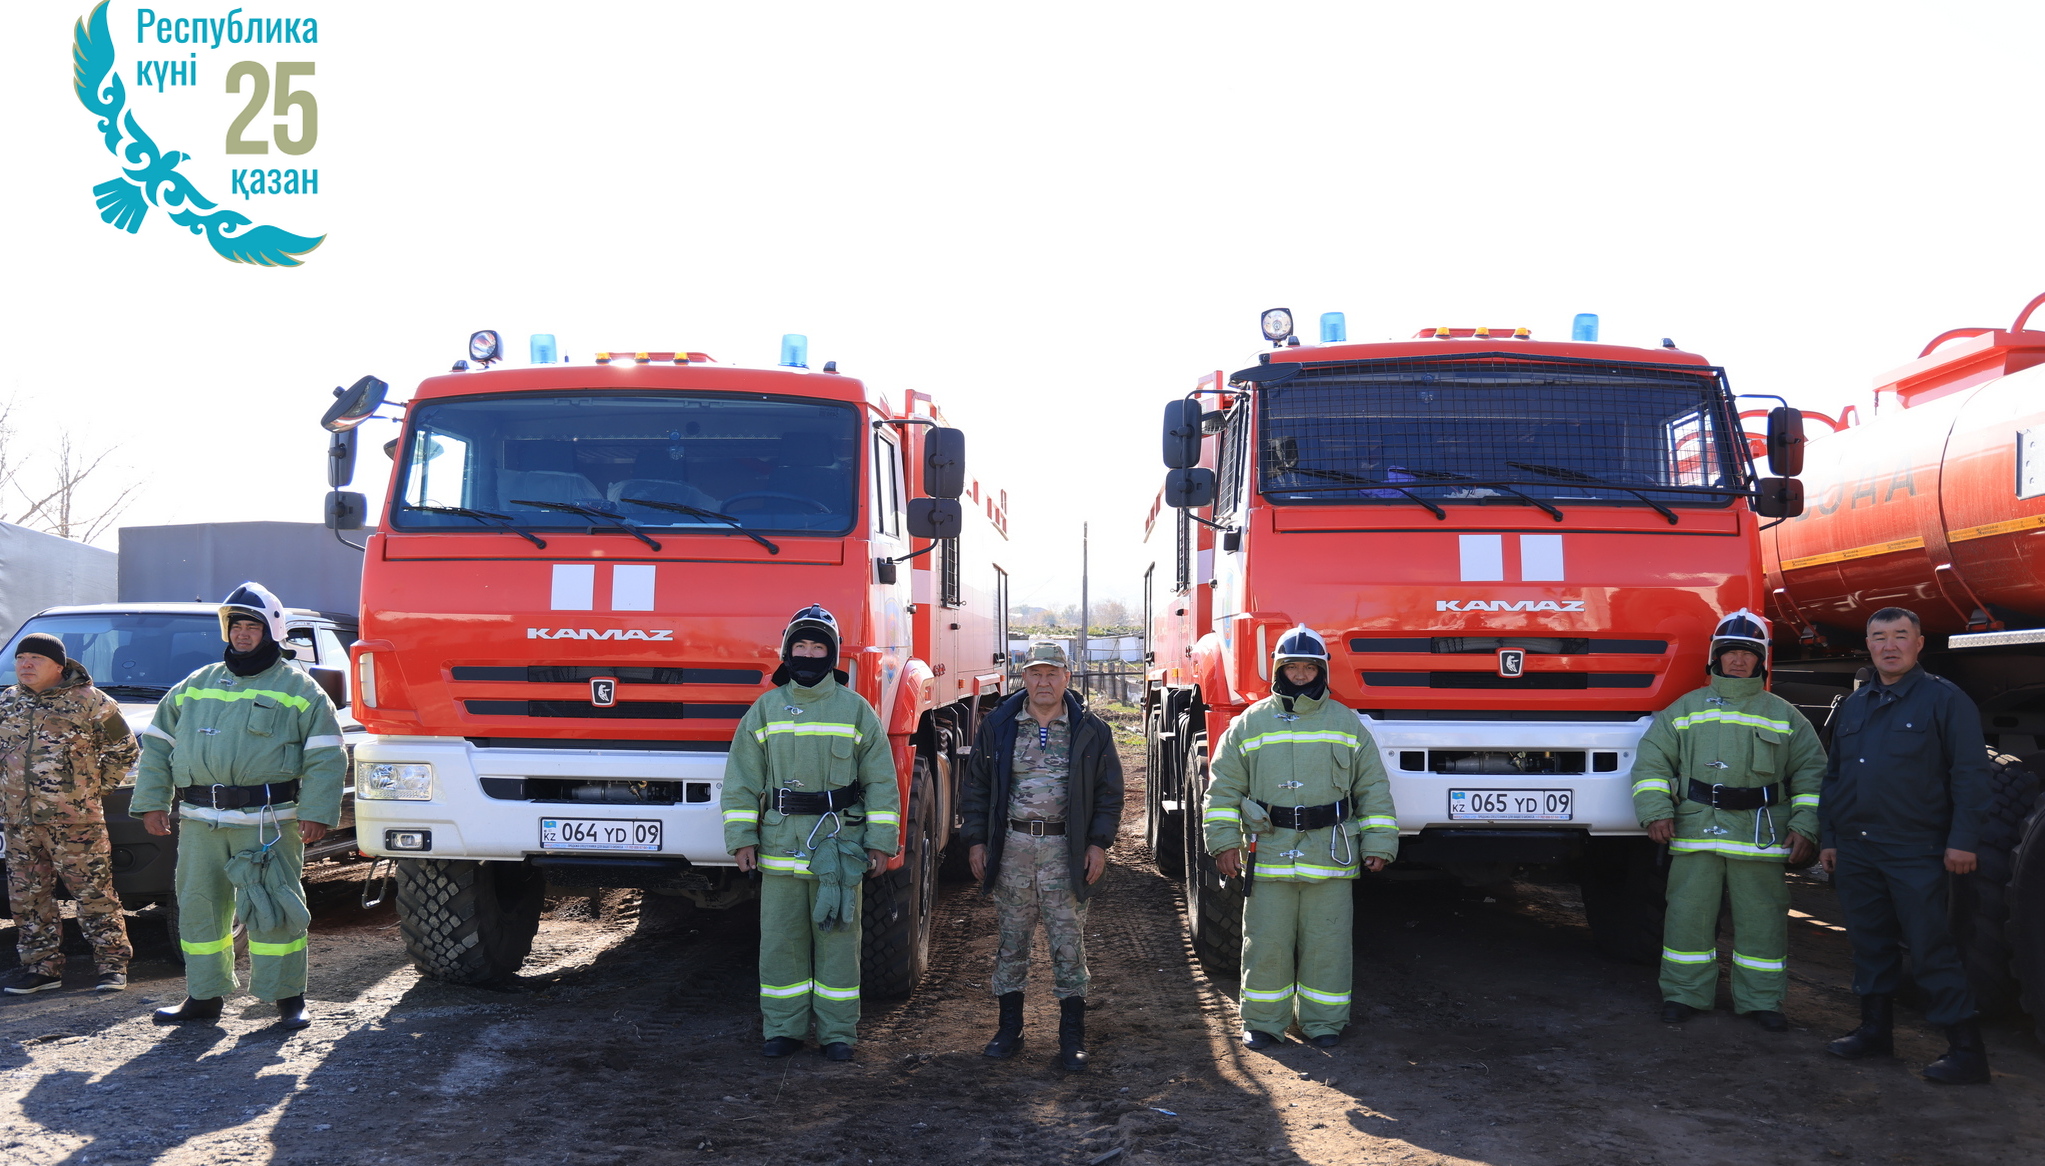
xmin=1761 ymin=294 xmax=2045 ymax=1034
xmin=1144 ymin=310 xmax=1802 ymax=969
xmin=318 ymin=333 xmax=1011 ymax=992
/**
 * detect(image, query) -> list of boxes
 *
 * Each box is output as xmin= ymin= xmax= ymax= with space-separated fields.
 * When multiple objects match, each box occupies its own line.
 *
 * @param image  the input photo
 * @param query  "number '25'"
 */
xmin=226 ymin=62 xmax=317 ymax=156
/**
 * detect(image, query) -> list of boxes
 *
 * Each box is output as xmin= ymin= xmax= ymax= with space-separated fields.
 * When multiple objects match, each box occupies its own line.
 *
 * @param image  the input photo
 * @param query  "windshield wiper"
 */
xmin=1287 ymin=467 xmax=1446 ymax=520
xmin=404 ymin=503 xmax=549 ymax=549
xmin=1507 ymin=462 xmax=1679 ymax=526
xmin=99 ymin=683 xmax=172 ymax=699
xmin=509 ymin=500 xmax=663 ymax=551
xmin=619 ymin=497 xmax=780 ymax=555
xmin=1400 ymin=468 xmax=1564 ymax=522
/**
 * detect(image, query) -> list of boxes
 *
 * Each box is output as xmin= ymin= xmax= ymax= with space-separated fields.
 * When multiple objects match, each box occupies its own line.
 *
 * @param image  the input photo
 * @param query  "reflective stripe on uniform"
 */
xmin=1791 ymin=794 xmax=1819 ymax=808
xmin=759 ymin=854 xmax=810 ymax=873
xmin=1363 ymin=815 xmax=1397 ymax=830
xmin=1203 ymin=807 xmax=1241 ymax=824
xmin=1669 ymin=838 xmax=1789 ymax=858
xmin=182 ymin=933 xmax=234 ymax=956
xmin=1238 ymin=730 xmax=1359 ymax=754
xmin=1669 ymin=708 xmax=1792 ymax=734
xmin=1731 ymin=951 xmax=1785 ymax=972
xmin=175 ymin=687 xmax=312 ymax=711
xmin=722 ymin=809 xmax=760 ymax=825
xmin=1296 ymin=983 xmax=1351 ymax=1006
xmin=812 ymin=981 xmax=860 ymax=1001
xmin=304 ymin=734 xmax=343 ymax=750
xmin=1632 ymin=777 xmax=1674 ymax=797
xmin=141 ymin=724 xmax=175 ymax=742
xmin=753 ymin=721 xmax=862 ymax=743
xmin=865 ymin=811 xmax=900 ymax=828
xmin=1661 ymin=946 xmax=1717 ymax=965
xmin=1240 ymin=984 xmax=1295 ymax=1003
xmin=760 ymin=979 xmax=813 ymax=999
xmin=247 ymin=935 xmax=308 ymax=957
xmin=1254 ymin=862 xmax=1357 ymax=881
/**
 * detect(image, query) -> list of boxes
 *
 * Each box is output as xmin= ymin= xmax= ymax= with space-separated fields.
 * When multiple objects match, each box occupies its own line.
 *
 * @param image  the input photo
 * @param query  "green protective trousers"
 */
xmin=1659 ymin=850 xmax=1788 ymax=1013
xmin=758 ymin=873 xmax=861 ymax=1045
xmin=1240 ymin=878 xmax=1353 ymax=1038
xmin=175 ymin=817 xmax=308 ymax=1002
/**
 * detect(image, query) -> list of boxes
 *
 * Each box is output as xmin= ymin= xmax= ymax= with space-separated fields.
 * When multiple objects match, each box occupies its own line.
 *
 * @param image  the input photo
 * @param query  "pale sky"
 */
xmin=8 ymin=0 xmax=2045 ymax=612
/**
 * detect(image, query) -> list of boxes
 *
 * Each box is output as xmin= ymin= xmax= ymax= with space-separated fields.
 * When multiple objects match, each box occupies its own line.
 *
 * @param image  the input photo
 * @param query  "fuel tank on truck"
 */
xmin=1764 ymin=304 xmax=2045 ymax=640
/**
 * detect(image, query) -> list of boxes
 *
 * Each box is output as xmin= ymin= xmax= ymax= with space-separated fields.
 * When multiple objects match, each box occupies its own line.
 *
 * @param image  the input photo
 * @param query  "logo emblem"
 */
xmin=590 ymin=677 xmax=617 ymax=707
xmin=1497 ymin=648 xmax=1526 ymax=678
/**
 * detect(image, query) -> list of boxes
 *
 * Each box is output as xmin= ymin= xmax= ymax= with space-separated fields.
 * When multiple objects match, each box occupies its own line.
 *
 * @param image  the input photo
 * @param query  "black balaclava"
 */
xmin=1710 ymin=645 xmax=1766 ymax=681
xmin=1272 ymin=659 xmax=1327 ymax=705
xmin=224 ymin=614 xmax=282 ymax=677
xmin=774 ymin=633 xmax=844 ymax=688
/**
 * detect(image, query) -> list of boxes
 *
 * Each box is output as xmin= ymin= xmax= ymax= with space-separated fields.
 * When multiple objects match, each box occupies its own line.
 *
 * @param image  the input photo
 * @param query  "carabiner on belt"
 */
xmin=805 ymin=810 xmax=844 ymax=851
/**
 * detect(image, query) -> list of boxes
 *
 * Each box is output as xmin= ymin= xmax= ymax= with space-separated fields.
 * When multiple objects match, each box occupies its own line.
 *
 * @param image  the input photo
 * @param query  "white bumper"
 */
xmin=351 ymin=736 xmax=735 ymax=864
xmin=1359 ymin=714 xmax=1655 ymax=836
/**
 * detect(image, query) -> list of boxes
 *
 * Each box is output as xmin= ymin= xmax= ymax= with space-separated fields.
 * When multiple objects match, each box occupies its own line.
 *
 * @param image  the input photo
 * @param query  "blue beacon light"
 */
xmin=1320 ymin=312 xmax=1347 ymax=343
xmin=779 ymin=334 xmax=809 ymax=368
xmin=529 ymin=334 xmax=558 ymax=364
xmin=1571 ymin=313 xmax=1599 ymax=342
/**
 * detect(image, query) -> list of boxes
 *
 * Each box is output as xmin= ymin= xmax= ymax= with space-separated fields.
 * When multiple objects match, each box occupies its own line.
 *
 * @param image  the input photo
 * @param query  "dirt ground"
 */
xmin=3 ymin=728 xmax=2043 ymax=1166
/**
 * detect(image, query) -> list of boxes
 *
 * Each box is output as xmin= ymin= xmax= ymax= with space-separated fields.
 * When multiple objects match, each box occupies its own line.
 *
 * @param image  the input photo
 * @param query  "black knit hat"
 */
xmin=14 ymin=633 xmax=68 ymax=669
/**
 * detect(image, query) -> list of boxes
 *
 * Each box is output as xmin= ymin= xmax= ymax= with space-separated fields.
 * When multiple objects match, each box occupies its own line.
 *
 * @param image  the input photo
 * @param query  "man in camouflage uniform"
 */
xmin=960 ymin=641 xmax=1124 ymax=1071
xmin=0 ymin=632 xmax=140 ymax=994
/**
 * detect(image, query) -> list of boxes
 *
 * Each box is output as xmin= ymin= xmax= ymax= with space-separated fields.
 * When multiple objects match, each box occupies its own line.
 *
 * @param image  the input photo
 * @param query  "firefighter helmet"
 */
xmin=1272 ymin=625 xmax=1329 ymax=668
xmin=218 ymin=582 xmax=288 ymax=643
xmin=1708 ymin=608 xmax=1770 ymax=676
xmin=781 ymin=604 xmax=840 ymax=656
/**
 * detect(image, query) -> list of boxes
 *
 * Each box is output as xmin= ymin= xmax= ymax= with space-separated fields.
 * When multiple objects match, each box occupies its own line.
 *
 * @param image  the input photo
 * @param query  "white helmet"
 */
xmin=1272 ymin=625 xmax=1329 ymax=669
xmin=219 ymin=581 xmax=288 ymax=644
xmin=1708 ymin=608 xmax=1770 ymax=676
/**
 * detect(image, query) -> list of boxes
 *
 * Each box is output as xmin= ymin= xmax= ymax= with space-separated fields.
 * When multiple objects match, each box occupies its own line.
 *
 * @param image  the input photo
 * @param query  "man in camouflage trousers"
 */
xmin=961 ymin=641 xmax=1124 ymax=1071
xmin=0 ymin=632 xmax=140 ymax=994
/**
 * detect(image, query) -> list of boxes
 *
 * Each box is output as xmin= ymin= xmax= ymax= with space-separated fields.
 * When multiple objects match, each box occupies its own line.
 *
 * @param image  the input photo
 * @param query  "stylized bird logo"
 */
xmin=71 ymin=0 xmax=324 ymax=266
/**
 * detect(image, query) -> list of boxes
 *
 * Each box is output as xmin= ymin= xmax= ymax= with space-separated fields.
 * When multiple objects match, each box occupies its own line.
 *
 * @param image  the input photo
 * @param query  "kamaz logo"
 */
xmin=1436 ymin=600 xmax=1586 ymax=613
xmin=525 ymin=628 xmax=675 ymax=640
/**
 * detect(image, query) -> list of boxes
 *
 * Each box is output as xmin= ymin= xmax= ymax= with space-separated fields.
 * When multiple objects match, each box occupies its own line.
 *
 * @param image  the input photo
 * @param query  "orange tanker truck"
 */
xmin=1761 ymin=294 xmax=2045 ymax=1036
xmin=1144 ymin=308 xmax=1805 ymax=969
xmin=316 ymin=331 xmax=1011 ymax=993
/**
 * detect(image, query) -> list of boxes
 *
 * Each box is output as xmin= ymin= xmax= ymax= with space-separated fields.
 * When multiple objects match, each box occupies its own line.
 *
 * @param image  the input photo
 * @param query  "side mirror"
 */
xmin=907 ymin=497 xmax=962 ymax=539
xmin=327 ymin=429 xmax=358 ymax=488
xmin=924 ymin=427 xmax=965 ymax=499
xmin=325 ymin=490 xmax=368 ymax=531
xmin=321 ymin=375 xmax=389 ymax=433
xmin=1162 ymin=400 xmax=1202 ymax=468
xmin=308 ymin=665 xmax=348 ymax=710
xmin=874 ymin=558 xmax=899 ymax=586
xmin=1766 ymin=407 xmax=1806 ymax=476
xmin=1165 ymin=468 xmax=1216 ymax=509
xmin=1753 ymin=477 xmax=1804 ymax=519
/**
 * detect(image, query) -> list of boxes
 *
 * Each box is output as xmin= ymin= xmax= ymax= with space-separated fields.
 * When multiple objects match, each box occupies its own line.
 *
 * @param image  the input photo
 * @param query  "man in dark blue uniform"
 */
xmin=1819 ymin=607 xmax=1993 ymax=1084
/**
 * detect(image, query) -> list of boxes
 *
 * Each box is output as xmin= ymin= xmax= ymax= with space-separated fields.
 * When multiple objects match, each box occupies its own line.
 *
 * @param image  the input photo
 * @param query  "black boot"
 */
xmin=276 ymin=996 xmax=311 ymax=1030
xmin=1057 ymin=996 xmax=1088 ymax=1072
xmin=1921 ymin=1021 xmax=1991 ymax=1085
xmin=152 ymin=997 xmax=223 ymax=1025
xmin=1827 ymin=994 xmax=1893 ymax=1059
xmin=983 ymin=991 xmax=1025 ymax=1059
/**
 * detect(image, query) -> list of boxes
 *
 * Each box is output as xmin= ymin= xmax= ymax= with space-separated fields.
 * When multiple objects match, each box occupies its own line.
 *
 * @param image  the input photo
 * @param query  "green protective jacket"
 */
xmin=1203 ymin=691 xmax=1398 ymax=879
xmin=721 ymin=676 xmax=900 ymax=877
xmin=1630 ymin=673 xmax=1825 ymax=861
xmin=130 ymin=657 xmax=348 ymax=827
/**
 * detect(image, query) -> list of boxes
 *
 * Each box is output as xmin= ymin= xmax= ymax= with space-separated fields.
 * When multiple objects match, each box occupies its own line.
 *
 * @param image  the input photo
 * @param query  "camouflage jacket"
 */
xmin=0 ymin=661 xmax=140 ymax=829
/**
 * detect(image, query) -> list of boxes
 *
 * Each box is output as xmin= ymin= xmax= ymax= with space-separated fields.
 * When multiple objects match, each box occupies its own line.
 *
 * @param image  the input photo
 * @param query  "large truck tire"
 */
xmin=1578 ymin=837 xmax=1667 ymax=965
xmin=394 ymin=858 xmax=545 ymax=986
xmin=1949 ymin=750 xmax=2040 ymax=1016
xmin=1179 ymin=732 xmax=1242 ymax=975
xmin=1998 ymin=755 xmax=2045 ymax=1040
xmin=862 ymin=766 xmax=938 ymax=998
xmin=1145 ymin=706 xmax=1187 ymax=879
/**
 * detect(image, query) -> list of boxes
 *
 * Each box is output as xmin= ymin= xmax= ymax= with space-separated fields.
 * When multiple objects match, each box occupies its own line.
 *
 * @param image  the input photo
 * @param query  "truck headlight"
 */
xmin=358 ymin=762 xmax=434 ymax=800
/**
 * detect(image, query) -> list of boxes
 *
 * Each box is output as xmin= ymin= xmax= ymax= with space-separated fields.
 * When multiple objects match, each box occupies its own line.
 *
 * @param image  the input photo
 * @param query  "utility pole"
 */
xmin=1079 ymin=522 xmax=1090 ymax=702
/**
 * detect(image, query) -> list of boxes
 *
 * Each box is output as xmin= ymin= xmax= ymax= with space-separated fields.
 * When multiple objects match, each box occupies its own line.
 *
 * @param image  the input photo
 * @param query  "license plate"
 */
xmin=1447 ymin=789 xmax=1573 ymax=821
xmin=539 ymin=817 xmax=662 ymax=851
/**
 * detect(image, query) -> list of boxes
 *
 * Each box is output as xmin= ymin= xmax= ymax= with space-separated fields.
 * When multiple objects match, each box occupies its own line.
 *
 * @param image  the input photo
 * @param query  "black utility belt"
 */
xmin=1685 ymin=779 xmax=1783 ymax=811
xmin=1008 ymin=818 xmax=1066 ymax=836
xmin=772 ymin=786 xmax=862 ymax=815
xmin=1253 ymin=798 xmax=1350 ymax=831
xmin=178 ymin=781 xmax=300 ymax=809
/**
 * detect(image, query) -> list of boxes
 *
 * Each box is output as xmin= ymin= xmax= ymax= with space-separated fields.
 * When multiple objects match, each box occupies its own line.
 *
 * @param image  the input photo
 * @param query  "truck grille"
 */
xmin=1360 ymin=672 xmax=1655 ymax=689
xmin=1349 ymin=637 xmax=1666 ymax=654
xmin=464 ymin=700 xmax=750 ymax=719
xmin=453 ymin=666 xmax=762 ymax=684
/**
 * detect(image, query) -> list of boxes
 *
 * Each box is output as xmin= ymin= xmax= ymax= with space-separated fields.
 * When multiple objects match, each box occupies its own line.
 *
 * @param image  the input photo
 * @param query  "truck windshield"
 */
xmin=392 ymin=393 xmax=862 ymax=536
xmin=1253 ymin=362 xmax=1743 ymax=510
xmin=0 ymin=613 xmax=221 ymax=692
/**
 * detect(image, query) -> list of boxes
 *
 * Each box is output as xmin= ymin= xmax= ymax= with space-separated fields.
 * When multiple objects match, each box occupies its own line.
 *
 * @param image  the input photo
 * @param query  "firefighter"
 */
xmin=960 ymin=640 xmax=1124 ymax=1071
xmin=723 ymin=605 xmax=900 ymax=1062
xmin=133 ymin=583 xmax=346 ymax=1029
xmin=1632 ymin=609 xmax=1825 ymax=1030
xmin=1203 ymin=626 xmax=1397 ymax=1049
xmin=1820 ymin=606 xmax=1993 ymax=1084
xmin=0 ymin=633 xmax=140 ymax=994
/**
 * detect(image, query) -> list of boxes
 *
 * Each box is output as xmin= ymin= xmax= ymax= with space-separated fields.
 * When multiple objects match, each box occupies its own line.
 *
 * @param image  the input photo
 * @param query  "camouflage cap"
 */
xmin=1020 ymin=641 xmax=1070 ymax=671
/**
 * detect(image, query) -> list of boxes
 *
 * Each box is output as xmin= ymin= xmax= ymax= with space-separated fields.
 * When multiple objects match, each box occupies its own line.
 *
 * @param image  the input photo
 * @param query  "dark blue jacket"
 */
xmin=1821 ymin=666 xmax=1991 ymax=854
xmin=958 ymin=690 xmax=1123 ymax=901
